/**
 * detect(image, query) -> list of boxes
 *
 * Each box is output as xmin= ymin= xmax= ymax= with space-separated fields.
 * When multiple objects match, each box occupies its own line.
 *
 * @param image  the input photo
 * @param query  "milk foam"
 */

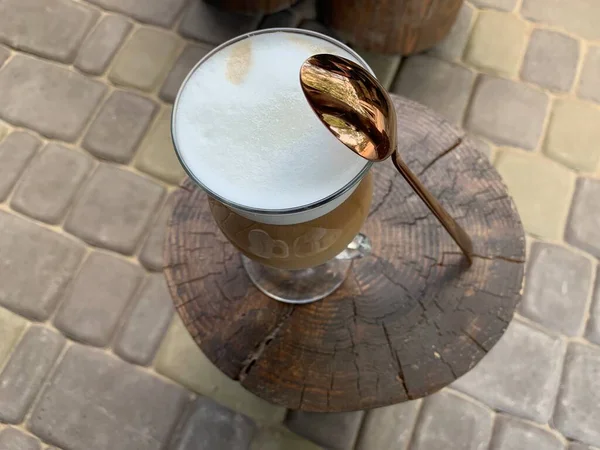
xmin=173 ymin=30 xmax=370 ymax=211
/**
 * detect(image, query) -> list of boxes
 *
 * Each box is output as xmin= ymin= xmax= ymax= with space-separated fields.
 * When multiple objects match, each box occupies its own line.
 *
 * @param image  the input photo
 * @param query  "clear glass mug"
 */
xmin=172 ymin=28 xmax=375 ymax=304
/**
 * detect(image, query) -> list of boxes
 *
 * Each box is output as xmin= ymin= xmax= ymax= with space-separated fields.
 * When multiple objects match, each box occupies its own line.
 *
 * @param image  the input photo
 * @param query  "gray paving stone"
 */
xmin=171 ymin=397 xmax=257 ymax=450
xmin=465 ymin=75 xmax=548 ymax=150
xmin=139 ymin=194 xmax=174 ymax=271
xmin=65 ymin=164 xmax=165 ymax=255
xmin=114 ymin=274 xmax=175 ymax=365
xmin=0 ymin=307 xmax=27 ymax=371
xmin=521 ymin=29 xmax=579 ymax=92
xmin=11 ymin=144 xmax=93 ymax=224
xmin=160 ymin=42 xmax=214 ymax=103
xmin=392 ymin=55 xmax=475 ymax=124
xmin=587 ymin=271 xmax=600 ymax=344
xmin=109 ymin=27 xmax=181 ymax=92
xmin=356 ymin=400 xmax=421 ymax=450
xmin=0 ymin=131 xmax=41 ymax=201
xmin=571 ymin=443 xmax=600 ymax=450
xmin=250 ymin=427 xmax=323 ymax=450
xmin=452 ymin=320 xmax=566 ymax=423
xmin=29 ymin=345 xmax=189 ymax=450
xmin=0 ymin=428 xmax=41 ymax=450
xmin=0 ymin=326 xmax=65 ymax=424
xmin=554 ymin=343 xmax=600 ymax=445
xmin=566 ymin=178 xmax=600 ymax=258
xmin=179 ymin=0 xmax=262 ymax=45
xmin=260 ymin=10 xmax=301 ymax=29
xmin=410 ymin=390 xmax=494 ymax=450
xmin=88 ymin=0 xmax=186 ymax=27
xmin=489 ymin=415 xmax=564 ymax=450
xmin=578 ymin=46 xmax=600 ymax=104
xmin=520 ymin=243 xmax=592 ymax=336
xmin=0 ymin=55 xmax=107 ymax=142
xmin=521 ymin=0 xmax=600 ymax=41
xmin=0 ymin=211 xmax=84 ymax=320
xmin=54 ymin=252 xmax=143 ymax=347
xmin=285 ymin=411 xmax=364 ymax=450
xmin=75 ymin=14 xmax=132 ymax=76
xmin=83 ymin=90 xmax=158 ymax=163
xmin=0 ymin=0 xmax=98 ymax=63
xmin=471 ymin=0 xmax=517 ymax=10
xmin=291 ymin=0 xmax=317 ymax=21
xmin=0 ymin=45 xmax=10 ymax=67
xmin=429 ymin=2 xmax=475 ymax=61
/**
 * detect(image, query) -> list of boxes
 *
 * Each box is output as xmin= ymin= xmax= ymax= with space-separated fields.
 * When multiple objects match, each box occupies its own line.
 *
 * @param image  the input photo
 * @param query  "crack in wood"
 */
xmin=417 ymin=137 xmax=463 ymax=176
xmin=237 ymin=306 xmax=295 ymax=382
xmin=382 ymin=322 xmax=410 ymax=398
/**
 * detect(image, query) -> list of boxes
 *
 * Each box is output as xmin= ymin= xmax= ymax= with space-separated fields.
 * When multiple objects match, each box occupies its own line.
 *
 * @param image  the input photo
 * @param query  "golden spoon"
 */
xmin=300 ymin=54 xmax=473 ymax=264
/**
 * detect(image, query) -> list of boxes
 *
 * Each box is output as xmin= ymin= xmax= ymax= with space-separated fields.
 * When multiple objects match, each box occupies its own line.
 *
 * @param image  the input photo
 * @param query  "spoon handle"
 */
xmin=392 ymin=152 xmax=473 ymax=264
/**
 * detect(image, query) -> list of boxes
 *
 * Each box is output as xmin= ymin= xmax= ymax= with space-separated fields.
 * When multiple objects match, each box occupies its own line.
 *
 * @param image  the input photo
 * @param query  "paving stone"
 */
xmin=87 ymin=0 xmax=186 ymax=27
xmin=521 ymin=0 xmax=600 ymax=41
xmin=466 ymin=75 xmax=548 ymax=150
xmin=139 ymin=194 xmax=175 ymax=271
xmin=65 ymin=164 xmax=165 ymax=255
xmin=544 ymin=99 xmax=600 ymax=172
xmin=299 ymin=20 xmax=341 ymax=39
xmin=392 ymin=55 xmax=475 ymax=124
xmin=134 ymin=107 xmax=186 ymax=184
xmin=521 ymin=30 xmax=579 ymax=92
xmin=160 ymin=42 xmax=214 ymax=103
xmin=410 ymin=390 xmax=493 ymax=450
xmin=114 ymin=274 xmax=175 ymax=365
xmin=355 ymin=400 xmax=421 ymax=450
xmin=156 ymin=317 xmax=286 ymax=425
xmin=452 ymin=320 xmax=566 ymax=423
xmin=471 ymin=0 xmax=517 ymax=11
xmin=0 ymin=122 xmax=8 ymax=141
xmin=571 ymin=443 xmax=600 ymax=450
xmin=179 ymin=0 xmax=262 ymax=44
xmin=171 ymin=397 xmax=257 ymax=450
xmin=0 ymin=308 xmax=26 ymax=370
xmin=0 ymin=55 xmax=107 ymax=142
xmin=489 ymin=415 xmax=564 ymax=450
xmin=11 ymin=144 xmax=93 ymax=224
xmin=0 ymin=0 xmax=98 ymax=63
xmin=578 ymin=46 xmax=600 ymax=104
xmin=587 ymin=270 xmax=600 ymax=344
xmin=554 ymin=343 xmax=600 ymax=445
xmin=566 ymin=178 xmax=600 ymax=258
xmin=83 ymin=90 xmax=158 ymax=163
xmin=0 ymin=428 xmax=41 ymax=450
xmin=109 ymin=28 xmax=181 ymax=92
xmin=0 ymin=211 xmax=85 ymax=320
xmin=0 ymin=45 xmax=10 ymax=67
xmin=429 ymin=2 xmax=475 ymax=61
xmin=250 ymin=427 xmax=323 ymax=450
xmin=75 ymin=14 xmax=132 ymax=76
xmin=285 ymin=410 xmax=364 ymax=450
xmin=464 ymin=11 xmax=527 ymax=77
xmin=520 ymin=242 xmax=592 ymax=336
xmin=291 ymin=0 xmax=317 ymax=21
xmin=29 ymin=345 xmax=189 ymax=450
xmin=260 ymin=10 xmax=301 ymax=29
xmin=0 ymin=131 xmax=41 ymax=201
xmin=494 ymin=150 xmax=575 ymax=240
xmin=0 ymin=326 xmax=65 ymax=424
xmin=54 ymin=252 xmax=143 ymax=347
xmin=355 ymin=49 xmax=402 ymax=90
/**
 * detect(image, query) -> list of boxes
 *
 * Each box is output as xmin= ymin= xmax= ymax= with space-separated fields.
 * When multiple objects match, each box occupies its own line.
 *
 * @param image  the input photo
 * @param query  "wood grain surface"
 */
xmin=164 ymin=94 xmax=526 ymax=412
xmin=324 ymin=0 xmax=464 ymax=55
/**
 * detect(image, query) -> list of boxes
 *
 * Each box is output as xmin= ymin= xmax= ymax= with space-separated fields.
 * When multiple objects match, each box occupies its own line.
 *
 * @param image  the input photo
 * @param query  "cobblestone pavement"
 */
xmin=0 ymin=0 xmax=598 ymax=449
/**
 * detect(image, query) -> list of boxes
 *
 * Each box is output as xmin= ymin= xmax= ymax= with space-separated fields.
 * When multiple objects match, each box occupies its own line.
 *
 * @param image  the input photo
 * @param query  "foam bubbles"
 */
xmin=173 ymin=31 xmax=369 ymax=211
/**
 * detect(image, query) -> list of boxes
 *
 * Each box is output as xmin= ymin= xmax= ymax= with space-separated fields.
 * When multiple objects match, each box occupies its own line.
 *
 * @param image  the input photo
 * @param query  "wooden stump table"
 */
xmin=164 ymin=94 xmax=526 ymax=413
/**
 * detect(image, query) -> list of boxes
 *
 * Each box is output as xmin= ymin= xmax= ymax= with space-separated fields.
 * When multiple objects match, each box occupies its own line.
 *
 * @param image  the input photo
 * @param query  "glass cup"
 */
xmin=172 ymin=28 xmax=375 ymax=304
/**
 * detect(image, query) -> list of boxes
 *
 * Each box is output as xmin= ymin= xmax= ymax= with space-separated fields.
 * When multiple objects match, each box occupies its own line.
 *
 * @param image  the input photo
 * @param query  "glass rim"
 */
xmin=171 ymin=27 xmax=374 ymax=216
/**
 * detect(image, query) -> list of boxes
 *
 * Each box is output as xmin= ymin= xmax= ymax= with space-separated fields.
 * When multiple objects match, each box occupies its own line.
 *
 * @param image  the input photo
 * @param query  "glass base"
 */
xmin=242 ymin=255 xmax=352 ymax=304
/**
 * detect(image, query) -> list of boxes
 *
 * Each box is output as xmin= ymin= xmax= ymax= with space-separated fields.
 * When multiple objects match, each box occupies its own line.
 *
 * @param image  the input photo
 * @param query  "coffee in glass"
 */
xmin=172 ymin=28 xmax=374 ymax=303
